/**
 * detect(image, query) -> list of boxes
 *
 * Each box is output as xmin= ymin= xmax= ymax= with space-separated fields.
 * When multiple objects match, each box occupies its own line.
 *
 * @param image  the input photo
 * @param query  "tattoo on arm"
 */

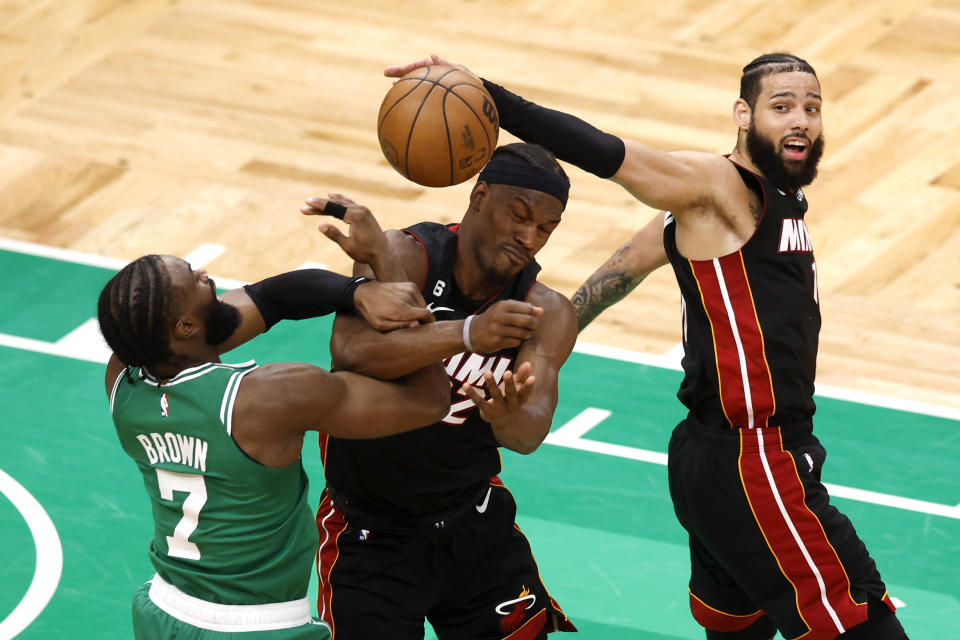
xmin=571 ymin=246 xmax=647 ymax=331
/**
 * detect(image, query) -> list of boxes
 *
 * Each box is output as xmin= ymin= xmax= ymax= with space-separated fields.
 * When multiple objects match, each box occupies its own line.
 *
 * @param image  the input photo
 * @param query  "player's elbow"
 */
xmin=503 ymin=438 xmax=545 ymax=455
xmin=330 ymin=332 xmax=381 ymax=377
xmin=496 ymin=425 xmax=548 ymax=455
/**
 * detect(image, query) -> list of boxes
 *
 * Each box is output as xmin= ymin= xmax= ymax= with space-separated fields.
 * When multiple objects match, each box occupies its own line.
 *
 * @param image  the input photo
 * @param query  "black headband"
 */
xmin=477 ymin=159 xmax=569 ymax=208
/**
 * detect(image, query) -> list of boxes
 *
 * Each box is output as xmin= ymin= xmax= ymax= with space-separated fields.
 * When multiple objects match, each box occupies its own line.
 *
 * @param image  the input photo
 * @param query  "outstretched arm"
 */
xmin=385 ymin=55 xmax=732 ymax=217
xmin=572 ymin=212 xmax=669 ymax=330
xmin=214 ymin=194 xmax=434 ymax=354
xmin=231 ymin=360 xmax=450 ymax=468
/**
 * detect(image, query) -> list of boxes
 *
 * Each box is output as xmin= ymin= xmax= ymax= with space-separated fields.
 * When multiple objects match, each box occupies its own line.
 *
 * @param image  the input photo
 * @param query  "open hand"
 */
xmin=302 ymin=194 xmax=389 ymax=267
xmin=384 ymin=54 xmax=479 ymax=82
xmin=460 ymin=361 xmax=535 ymax=423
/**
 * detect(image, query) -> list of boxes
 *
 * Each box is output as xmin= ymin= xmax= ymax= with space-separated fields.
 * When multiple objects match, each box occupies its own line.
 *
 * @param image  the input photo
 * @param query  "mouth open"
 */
xmin=783 ymin=138 xmax=808 ymax=160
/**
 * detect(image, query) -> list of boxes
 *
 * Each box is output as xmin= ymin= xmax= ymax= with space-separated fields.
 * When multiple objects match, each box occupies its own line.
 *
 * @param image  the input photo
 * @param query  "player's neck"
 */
xmin=149 ymin=348 xmax=220 ymax=381
xmin=453 ymin=257 xmax=503 ymax=301
xmin=729 ymin=147 xmax=762 ymax=177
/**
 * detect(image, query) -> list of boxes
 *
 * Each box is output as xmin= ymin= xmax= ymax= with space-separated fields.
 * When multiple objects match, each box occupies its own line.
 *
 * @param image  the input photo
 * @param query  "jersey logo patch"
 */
xmin=160 ymin=393 xmax=169 ymax=418
xmin=496 ymin=586 xmax=536 ymax=633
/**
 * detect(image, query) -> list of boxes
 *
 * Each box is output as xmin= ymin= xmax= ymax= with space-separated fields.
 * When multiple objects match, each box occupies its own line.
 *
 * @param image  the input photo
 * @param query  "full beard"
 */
xmin=747 ymin=123 xmax=824 ymax=191
xmin=205 ymin=297 xmax=242 ymax=346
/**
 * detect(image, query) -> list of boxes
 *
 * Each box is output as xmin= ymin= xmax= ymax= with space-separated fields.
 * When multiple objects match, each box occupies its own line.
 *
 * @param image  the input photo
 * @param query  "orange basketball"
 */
xmin=377 ymin=65 xmax=499 ymax=187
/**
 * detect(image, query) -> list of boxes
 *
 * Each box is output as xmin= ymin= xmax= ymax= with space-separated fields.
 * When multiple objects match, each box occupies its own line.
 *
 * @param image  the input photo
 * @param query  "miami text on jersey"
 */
xmin=778 ymin=218 xmax=813 ymax=253
xmin=441 ymin=352 xmax=515 ymax=424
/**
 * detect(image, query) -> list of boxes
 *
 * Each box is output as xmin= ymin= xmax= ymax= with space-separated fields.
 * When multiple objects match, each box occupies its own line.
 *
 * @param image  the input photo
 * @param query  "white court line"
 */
xmin=574 ymin=341 xmax=960 ymax=422
xmin=295 ymin=260 xmax=329 ymax=270
xmin=0 ymin=469 xmax=63 ymax=638
xmin=183 ymin=243 xmax=226 ymax=268
xmin=546 ymin=409 xmax=960 ymax=520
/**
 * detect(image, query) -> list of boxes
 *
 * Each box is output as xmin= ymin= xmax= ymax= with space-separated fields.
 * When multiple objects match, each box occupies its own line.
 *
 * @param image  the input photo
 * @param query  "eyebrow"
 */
xmin=769 ymin=91 xmax=822 ymax=101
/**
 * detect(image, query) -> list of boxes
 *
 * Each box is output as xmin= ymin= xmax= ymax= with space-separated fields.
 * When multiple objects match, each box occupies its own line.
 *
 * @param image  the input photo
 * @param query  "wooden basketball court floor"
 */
xmin=1 ymin=1 xmax=959 ymax=638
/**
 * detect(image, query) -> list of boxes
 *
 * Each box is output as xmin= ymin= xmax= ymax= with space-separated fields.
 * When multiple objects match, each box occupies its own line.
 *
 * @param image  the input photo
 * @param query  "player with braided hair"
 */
xmin=99 ymin=200 xmax=450 ymax=639
xmin=385 ymin=54 xmax=908 ymax=639
xmin=308 ymin=142 xmax=578 ymax=639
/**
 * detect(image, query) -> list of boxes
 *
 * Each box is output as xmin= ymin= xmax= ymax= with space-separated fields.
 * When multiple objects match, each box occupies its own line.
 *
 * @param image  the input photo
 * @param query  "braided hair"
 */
xmin=740 ymin=53 xmax=818 ymax=109
xmin=97 ymin=255 xmax=176 ymax=373
xmin=488 ymin=142 xmax=568 ymax=181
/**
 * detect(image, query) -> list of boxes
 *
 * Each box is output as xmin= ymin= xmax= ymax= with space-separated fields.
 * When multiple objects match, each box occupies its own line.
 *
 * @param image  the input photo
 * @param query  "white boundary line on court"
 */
xmin=0 ymin=469 xmax=64 ymax=638
xmin=547 ymin=409 xmax=960 ymax=520
xmin=572 ymin=341 xmax=960 ymax=422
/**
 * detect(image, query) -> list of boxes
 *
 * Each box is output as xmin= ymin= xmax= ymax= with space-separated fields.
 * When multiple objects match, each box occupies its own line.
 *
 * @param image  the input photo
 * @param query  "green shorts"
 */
xmin=132 ymin=574 xmax=331 ymax=639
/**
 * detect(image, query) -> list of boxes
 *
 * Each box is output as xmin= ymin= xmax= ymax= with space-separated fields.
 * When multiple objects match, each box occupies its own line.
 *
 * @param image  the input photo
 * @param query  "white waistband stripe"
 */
xmin=147 ymin=573 xmax=315 ymax=632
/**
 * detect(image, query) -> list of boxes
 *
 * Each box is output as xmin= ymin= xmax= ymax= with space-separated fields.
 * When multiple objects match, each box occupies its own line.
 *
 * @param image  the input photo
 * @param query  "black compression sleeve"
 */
xmin=242 ymin=270 xmax=370 ymax=331
xmin=482 ymin=79 xmax=625 ymax=178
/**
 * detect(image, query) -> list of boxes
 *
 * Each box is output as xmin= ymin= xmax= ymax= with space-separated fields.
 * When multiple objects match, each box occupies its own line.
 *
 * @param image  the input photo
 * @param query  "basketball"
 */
xmin=377 ymin=65 xmax=499 ymax=187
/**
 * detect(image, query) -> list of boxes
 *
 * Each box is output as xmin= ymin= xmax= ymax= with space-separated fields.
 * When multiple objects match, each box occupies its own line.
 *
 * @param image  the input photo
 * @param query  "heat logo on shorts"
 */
xmin=495 ymin=586 xmax=536 ymax=633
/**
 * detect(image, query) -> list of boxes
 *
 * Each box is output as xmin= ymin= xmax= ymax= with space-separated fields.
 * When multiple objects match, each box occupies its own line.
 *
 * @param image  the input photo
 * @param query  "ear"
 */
xmin=172 ymin=315 xmax=200 ymax=341
xmin=469 ymin=181 xmax=488 ymax=210
xmin=733 ymin=99 xmax=751 ymax=132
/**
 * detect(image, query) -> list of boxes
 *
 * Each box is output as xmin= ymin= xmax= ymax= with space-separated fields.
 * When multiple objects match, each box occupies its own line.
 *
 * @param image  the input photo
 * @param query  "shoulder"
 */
xmin=238 ymin=362 xmax=341 ymax=405
xmin=528 ymin=282 xmax=574 ymax=316
xmin=385 ymin=227 xmax=429 ymax=287
xmin=527 ymin=283 xmax=577 ymax=349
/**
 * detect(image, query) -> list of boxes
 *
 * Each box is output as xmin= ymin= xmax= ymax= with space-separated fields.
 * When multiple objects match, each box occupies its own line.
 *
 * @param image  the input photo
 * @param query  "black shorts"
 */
xmin=315 ymin=478 xmax=575 ymax=640
xmin=667 ymin=418 xmax=896 ymax=640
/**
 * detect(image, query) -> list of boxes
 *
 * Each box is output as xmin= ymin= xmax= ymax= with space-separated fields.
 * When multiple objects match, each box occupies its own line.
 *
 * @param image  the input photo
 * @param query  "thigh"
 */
xmin=429 ymin=483 xmax=575 ymax=640
xmin=317 ymin=496 xmax=434 ymax=640
xmin=688 ymin=428 xmax=889 ymax=639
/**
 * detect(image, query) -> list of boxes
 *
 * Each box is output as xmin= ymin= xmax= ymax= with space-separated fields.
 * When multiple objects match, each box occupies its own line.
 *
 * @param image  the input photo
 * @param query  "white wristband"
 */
xmin=462 ymin=314 xmax=476 ymax=353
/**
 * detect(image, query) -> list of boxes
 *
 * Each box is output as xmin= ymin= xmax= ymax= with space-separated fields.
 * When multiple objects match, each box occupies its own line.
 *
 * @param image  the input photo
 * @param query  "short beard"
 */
xmin=205 ymin=298 xmax=242 ymax=346
xmin=746 ymin=122 xmax=824 ymax=191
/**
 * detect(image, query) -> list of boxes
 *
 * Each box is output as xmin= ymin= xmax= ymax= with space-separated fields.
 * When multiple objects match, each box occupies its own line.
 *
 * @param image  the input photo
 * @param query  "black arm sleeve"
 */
xmin=482 ymin=79 xmax=626 ymax=179
xmin=242 ymin=270 xmax=370 ymax=332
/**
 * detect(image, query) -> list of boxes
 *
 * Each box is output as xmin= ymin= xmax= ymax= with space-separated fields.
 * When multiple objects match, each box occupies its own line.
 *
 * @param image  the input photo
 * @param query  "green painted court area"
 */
xmin=1 ymin=247 xmax=958 ymax=639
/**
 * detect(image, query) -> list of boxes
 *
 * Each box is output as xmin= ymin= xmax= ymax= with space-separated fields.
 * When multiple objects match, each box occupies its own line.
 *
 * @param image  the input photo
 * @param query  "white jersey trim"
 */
xmin=109 ymin=368 xmax=125 ymax=415
xmin=221 ymin=366 xmax=257 ymax=436
xmin=147 ymin=573 xmax=324 ymax=632
xmin=139 ymin=361 xmax=256 ymax=388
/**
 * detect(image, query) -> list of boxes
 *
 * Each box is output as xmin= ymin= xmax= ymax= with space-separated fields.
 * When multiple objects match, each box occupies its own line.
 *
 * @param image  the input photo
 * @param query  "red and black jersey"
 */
xmin=663 ymin=160 xmax=821 ymax=430
xmin=321 ymin=222 xmax=541 ymax=516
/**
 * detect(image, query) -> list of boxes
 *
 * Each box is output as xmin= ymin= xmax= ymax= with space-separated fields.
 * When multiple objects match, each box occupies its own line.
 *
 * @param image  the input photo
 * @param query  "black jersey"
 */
xmin=663 ymin=160 xmax=821 ymax=430
xmin=321 ymin=222 xmax=542 ymax=516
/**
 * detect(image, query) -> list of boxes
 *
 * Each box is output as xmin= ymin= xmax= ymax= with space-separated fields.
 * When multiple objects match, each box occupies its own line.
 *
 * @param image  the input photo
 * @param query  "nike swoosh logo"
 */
xmin=426 ymin=302 xmax=455 ymax=313
xmin=475 ymin=486 xmax=492 ymax=514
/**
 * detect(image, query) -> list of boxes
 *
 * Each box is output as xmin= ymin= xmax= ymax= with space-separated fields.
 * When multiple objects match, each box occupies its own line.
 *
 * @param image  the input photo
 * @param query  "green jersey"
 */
xmin=111 ymin=361 xmax=318 ymax=605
